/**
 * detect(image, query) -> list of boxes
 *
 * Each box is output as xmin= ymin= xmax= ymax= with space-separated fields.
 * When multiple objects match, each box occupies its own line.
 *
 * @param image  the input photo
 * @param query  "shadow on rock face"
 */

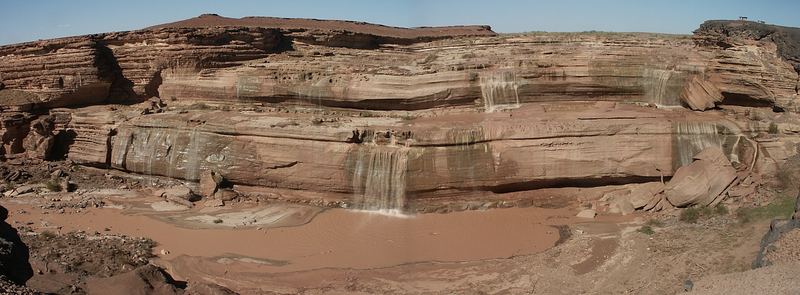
xmin=0 ymin=205 xmax=34 ymax=285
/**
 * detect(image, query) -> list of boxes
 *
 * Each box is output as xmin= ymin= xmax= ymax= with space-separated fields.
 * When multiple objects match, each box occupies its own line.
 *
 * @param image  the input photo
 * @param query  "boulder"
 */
xmin=22 ymin=116 xmax=56 ymax=159
xmin=204 ymin=199 xmax=224 ymax=207
xmin=156 ymin=186 xmax=200 ymax=202
xmin=613 ymin=199 xmax=635 ymax=215
xmin=3 ymin=184 xmax=43 ymax=197
xmin=602 ymin=182 xmax=664 ymax=214
xmin=85 ymin=265 xmax=183 ymax=295
xmin=213 ymin=189 xmax=238 ymax=202
xmin=629 ymin=182 xmax=665 ymax=209
xmin=665 ymin=147 xmax=736 ymax=207
xmin=50 ymin=169 xmax=64 ymax=179
xmin=600 ymin=189 xmax=631 ymax=202
xmin=198 ymin=170 xmax=224 ymax=198
xmin=58 ymin=176 xmax=71 ymax=192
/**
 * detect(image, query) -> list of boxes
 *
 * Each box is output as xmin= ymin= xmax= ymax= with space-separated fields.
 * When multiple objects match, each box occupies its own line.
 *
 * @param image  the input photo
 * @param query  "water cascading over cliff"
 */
xmin=673 ymin=122 xmax=743 ymax=167
xmin=350 ymin=146 xmax=410 ymax=214
xmin=480 ymin=71 xmax=521 ymax=112
xmin=642 ymin=68 xmax=685 ymax=107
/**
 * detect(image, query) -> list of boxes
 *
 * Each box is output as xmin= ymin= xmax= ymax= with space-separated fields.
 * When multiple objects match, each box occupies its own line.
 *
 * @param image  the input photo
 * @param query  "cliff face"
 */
xmin=695 ymin=20 xmax=800 ymax=72
xmin=0 ymin=25 xmax=285 ymax=110
xmin=156 ymin=32 xmax=796 ymax=111
xmin=1 ymin=16 xmax=798 ymax=211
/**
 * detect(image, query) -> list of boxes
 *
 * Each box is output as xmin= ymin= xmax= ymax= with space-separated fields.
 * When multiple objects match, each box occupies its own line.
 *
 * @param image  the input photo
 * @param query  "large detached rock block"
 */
xmin=198 ymin=170 xmax=224 ymax=198
xmin=22 ymin=116 xmax=55 ymax=159
xmin=665 ymin=147 xmax=737 ymax=207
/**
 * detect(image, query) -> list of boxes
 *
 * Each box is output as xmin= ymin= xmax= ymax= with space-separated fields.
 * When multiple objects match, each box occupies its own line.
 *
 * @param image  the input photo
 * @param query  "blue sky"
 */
xmin=1 ymin=0 xmax=799 ymax=45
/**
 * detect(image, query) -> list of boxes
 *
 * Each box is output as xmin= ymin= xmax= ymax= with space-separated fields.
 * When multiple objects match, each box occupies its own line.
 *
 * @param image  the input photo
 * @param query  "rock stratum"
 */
xmin=1 ymin=16 xmax=799 ymax=212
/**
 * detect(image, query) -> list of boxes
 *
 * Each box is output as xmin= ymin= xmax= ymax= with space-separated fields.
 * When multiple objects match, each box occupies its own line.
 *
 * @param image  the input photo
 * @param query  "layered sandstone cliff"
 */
xmin=1 ymin=16 xmax=798 ymax=212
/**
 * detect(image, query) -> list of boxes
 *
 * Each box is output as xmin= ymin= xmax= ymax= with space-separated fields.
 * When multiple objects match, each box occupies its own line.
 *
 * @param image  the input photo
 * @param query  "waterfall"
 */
xmin=296 ymin=84 xmax=325 ymax=111
xmin=729 ymin=135 xmax=741 ymax=164
xmin=673 ymin=122 xmax=741 ymax=167
xmin=184 ymin=125 xmax=202 ymax=181
xmin=643 ymin=68 xmax=682 ymax=106
xmin=351 ymin=146 xmax=409 ymax=214
xmin=480 ymin=71 xmax=521 ymax=112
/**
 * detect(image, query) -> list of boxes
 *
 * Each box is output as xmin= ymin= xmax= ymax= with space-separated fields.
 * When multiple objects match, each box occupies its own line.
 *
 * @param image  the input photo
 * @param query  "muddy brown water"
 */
xmin=3 ymin=201 xmax=631 ymax=293
xmin=5 ymin=204 xmax=581 ymax=270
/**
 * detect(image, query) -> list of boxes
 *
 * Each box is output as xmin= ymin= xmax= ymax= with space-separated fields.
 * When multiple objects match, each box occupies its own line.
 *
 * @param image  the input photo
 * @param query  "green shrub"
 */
xmin=714 ymin=204 xmax=729 ymax=215
xmin=188 ymin=102 xmax=210 ymax=110
xmin=736 ymin=195 xmax=796 ymax=223
xmin=637 ymin=225 xmax=655 ymax=235
xmin=645 ymin=219 xmax=664 ymax=227
xmin=3 ymin=180 xmax=14 ymax=190
xmin=768 ymin=122 xmax=779 ymax=134
xmin=680 ymin=207 xmax=703 ymax=223
xmin=680 ymin=205 xmax=728 ymax=223
xmin=45 ymin=179 xmax=61 ymax=192
xmin=777 ymin=154 xmax=800 ymax=190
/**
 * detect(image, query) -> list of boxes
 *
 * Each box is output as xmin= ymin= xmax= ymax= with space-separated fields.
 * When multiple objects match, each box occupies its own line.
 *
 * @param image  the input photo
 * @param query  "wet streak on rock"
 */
xmin=444 ymin=128 xmax=496 ymax=188
xmin=672 ymin=121 xmax=745 ymax=169
xmin=110 ymin=126 xmax=235 ymax=182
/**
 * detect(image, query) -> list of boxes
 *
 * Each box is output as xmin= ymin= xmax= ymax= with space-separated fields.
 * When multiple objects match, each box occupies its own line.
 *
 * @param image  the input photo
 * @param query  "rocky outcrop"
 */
xmin=664 ymin=147 xmax=737 ymax=207
xmin=696 ymin=20 xmax=800 ymax=73
xmin=21 ymin=116 xmax=54 ymax=159
xmin=157 ymin=31 xmax=797 ymax=112
xmin=0 ymin=206 xmax=33 ymax=286
xmin=0 ymin=14 xmax=493 ymax=110
xmin=695 ymin=20 xmax=800 ymax=111
xmin=0 ymin=37 xmax=112 ymax=109
xmin=105 ymin=103 xmax=751 ymax=205
xmin=0 ymin=26 xmax=284 ymax=109
xmin=198 ymin=170 xmax=223 ymax=198
xmin=149 ymin=14 xmax=496 ymax=49
xmin=1 ymin=16 xmax=799 ymax=211
xmin=0 ymin=114 xmax=32 ymax=158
